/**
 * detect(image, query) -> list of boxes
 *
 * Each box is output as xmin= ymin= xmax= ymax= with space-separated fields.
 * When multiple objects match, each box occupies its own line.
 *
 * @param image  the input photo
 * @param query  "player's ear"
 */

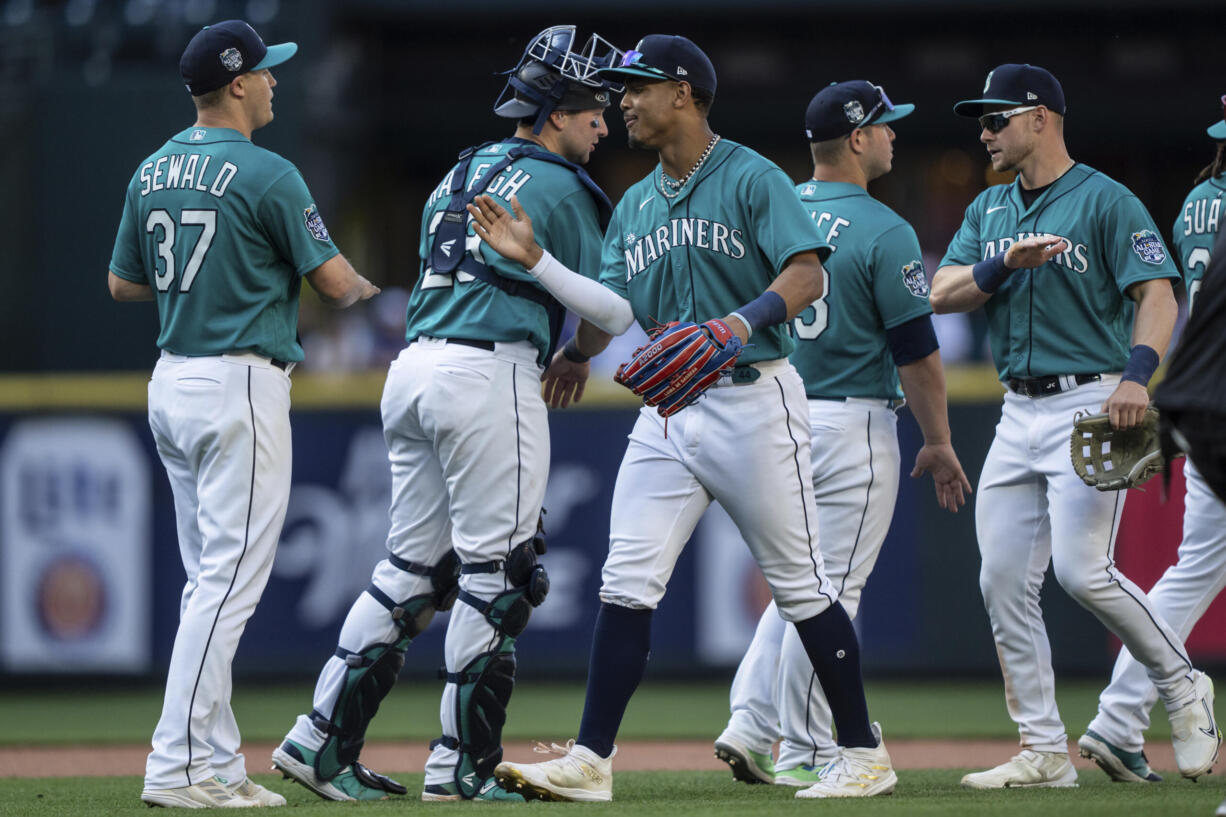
xmin=228 ymin=73 xmax=247 ymax=99
xmin=673 ymin=81 xmax=692 ymax=110
xmin=548 ymin=110 xmax=569 ymax=131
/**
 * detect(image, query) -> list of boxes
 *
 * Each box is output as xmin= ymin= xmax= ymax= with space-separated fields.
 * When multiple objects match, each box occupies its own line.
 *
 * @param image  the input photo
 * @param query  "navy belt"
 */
xmin=1007 ymin=373 xmax=1100 ymax=398
xmin=271 ymin=358 xmax=290 ymax=370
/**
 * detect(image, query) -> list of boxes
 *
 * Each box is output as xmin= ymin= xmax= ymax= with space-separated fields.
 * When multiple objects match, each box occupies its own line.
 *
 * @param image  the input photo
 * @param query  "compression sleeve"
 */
xmin=886 ymin=313 xmax=940 ymax=366
xmin=529 ymin=249 xmax=636 ymax=335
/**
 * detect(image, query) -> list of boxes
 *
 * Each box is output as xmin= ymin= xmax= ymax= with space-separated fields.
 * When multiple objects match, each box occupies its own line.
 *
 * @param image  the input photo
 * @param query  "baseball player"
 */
xmin=271 ymin=26 xmax=621 ymax=803
xmin=1080 ymin=103 xmax=1226 ymax=783
xmin=713 ymin=80 xmax=971 ymax=788
xmin=469 ymin=35 xmax=897 ymax=802
xmin=930 ymin=63 xmax=1220 ymax=789
xmin=109 ymin=20 xmax=378 ymax=809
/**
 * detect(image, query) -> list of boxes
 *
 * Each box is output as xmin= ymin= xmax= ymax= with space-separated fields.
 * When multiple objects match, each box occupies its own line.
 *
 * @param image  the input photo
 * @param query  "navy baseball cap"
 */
xmin=805 ymin=81 xmax=914 ymax=142
xmin=179 ymin=20 xmax=297 ymax=96
xmin=953 ymin=63 xmax=1066 ymax=117
xmin=597 ymin=34 xmax=716 ymax=96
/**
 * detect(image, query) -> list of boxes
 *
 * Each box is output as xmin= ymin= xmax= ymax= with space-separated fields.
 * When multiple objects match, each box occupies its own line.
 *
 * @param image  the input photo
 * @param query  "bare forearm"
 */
xmin=930 ymin=265 xmax=990 ymax=314
xmin=108 ymin=271 xmax=153 ymax=301
xmin=769 ymin=254 xmax=824 ymax=319
xmin=897 ymin=351 xmax=953 ymax=444
xmin=575 ymin=319 xmax=613 ymax=357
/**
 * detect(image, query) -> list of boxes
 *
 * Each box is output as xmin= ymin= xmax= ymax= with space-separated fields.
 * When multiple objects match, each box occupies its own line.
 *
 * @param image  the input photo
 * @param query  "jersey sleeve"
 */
xmin=747 ymin=167 xmax=831 ymax=272
xmin=257 ymin=169 xmax=341 ymax=277
xmin=597 ymin=203 xmax=629 ymax=297
xmin=938 ymin=197 xmax=984 ymax=267
xmin=1100 ymin=193 xmax=1180 ymax=293
xmin=541 ymin=187 xmax=604 ymax=282
xmin=870 ymin=222 xmax=933 ymax=329
xmin=109 ymin=183 xmax=148 ymax=284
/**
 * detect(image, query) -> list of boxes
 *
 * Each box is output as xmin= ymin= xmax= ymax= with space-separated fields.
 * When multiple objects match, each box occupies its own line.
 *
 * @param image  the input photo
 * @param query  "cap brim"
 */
xmin=952 ymin=97 xmax=1022 ymax=117
xmin=1209 ymin=120 xmax=1226 ymax=140
xmin=596 ymin=65 xmax=672 ymax=84
xmin=874 ymin=103 xmax=915 ymax=125
xmin=252 ymin=42 xmax=297 ymax=72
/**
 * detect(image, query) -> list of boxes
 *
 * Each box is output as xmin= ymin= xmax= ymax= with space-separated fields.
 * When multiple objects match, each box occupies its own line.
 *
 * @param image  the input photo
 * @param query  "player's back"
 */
xmin=1172 ymin=174 xmax=1225 ymax=294
xmin=113 ymin=126 xmax=331 ymax=361
xmin=792 ymin=181 xmax=930 ymax=400
xmin=405 ymin=139 xmax=604 ymax=364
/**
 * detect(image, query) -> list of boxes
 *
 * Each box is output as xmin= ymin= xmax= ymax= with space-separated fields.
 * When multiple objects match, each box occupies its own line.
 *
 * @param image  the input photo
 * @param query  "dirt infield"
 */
xmin=0 ymin=739 xmax=1182 ymax=778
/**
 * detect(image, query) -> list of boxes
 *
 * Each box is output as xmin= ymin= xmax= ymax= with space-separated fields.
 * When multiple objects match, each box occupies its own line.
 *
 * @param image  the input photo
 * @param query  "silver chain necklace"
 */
xmin=659 ymin=134 xmax=721 ymax=199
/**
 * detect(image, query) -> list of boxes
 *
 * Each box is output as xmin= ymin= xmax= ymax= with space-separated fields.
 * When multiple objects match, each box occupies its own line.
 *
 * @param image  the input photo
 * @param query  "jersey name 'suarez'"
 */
xmin=1180 ymin=197 xmax=1222 ymax=239
xmin=623 ymin=217 xmax=746 ymax=281
xmin=138 ymin=153 xmax=238 ymax=198
xmin=982 ymin=232 xmax=1090 ymax=273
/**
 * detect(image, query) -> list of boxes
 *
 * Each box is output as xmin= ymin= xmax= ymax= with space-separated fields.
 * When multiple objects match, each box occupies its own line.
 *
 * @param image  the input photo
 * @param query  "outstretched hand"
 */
xmin=911 ymin=442 xmax=973 ymax=511
xmin=541 ymin=349 xmax=590 ymax=409
xmin=1004 ymin=234 xmax=1069 ymax=270
xmin=467 ymin=194 xmax=542 ymax=269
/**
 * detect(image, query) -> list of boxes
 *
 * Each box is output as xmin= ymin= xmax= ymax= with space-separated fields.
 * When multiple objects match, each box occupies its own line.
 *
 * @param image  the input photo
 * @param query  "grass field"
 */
xmin=2 ymin=680 xmax=1219 ymax=816
xmin=0 ymin=679 xmax=1176 ymax=745
xmin=3 ymin=771 xmax=1224 ymax=816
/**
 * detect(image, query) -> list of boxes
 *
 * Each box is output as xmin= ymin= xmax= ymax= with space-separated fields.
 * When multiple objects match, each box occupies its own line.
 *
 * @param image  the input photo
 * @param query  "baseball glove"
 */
xmin=614 ymin=319 xmax=743 ymax=417
xmin=1070 ymin=407 xmax=1170 ymax=491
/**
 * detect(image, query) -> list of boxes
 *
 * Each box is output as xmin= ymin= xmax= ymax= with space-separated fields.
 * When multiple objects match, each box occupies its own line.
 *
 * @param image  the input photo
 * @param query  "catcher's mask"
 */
xmin=493 ymin=25 xmax=624 ymax=134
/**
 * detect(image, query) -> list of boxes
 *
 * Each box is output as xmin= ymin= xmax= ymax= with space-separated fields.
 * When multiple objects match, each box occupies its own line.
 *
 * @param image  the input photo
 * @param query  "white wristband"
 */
xmin=727 ymin=311 xmax=753 ymax=338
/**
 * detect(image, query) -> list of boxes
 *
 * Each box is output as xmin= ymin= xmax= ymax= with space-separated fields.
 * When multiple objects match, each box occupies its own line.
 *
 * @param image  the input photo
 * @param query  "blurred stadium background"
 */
xmin=1 ymin=0 xmax=1224 ymax=694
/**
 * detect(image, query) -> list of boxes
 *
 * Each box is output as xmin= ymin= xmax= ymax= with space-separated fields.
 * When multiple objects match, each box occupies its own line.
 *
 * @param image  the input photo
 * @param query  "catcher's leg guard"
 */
xmin=313 ymin=551 xmax=460 ymax=781
xmin=436 ymin=537 xmax=549 ymax=798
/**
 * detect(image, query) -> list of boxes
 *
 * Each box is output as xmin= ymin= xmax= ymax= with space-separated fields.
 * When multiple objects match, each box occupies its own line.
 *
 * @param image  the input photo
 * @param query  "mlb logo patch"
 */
xmin=304 ymin=205 xmax=330 ymax=242
xmin=190 ymin=129 xmax=207 ymax=141
xmin=802 ymin=184 xmax=816 ymax=196
xmin=219 ymin=47 xmax=243 ymax=72
xmin=1129 ymin=229 xmax=1166 ymax=265
xmin=901 ymin=260 xmax=929 ymax=298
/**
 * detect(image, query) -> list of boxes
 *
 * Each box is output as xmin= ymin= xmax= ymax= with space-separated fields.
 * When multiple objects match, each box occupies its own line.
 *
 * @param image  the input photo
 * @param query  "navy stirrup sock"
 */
xmin=576 ymin=603 xmax=653 ymax=758
xmin=793 ymin=602 xmax=875 ymax=748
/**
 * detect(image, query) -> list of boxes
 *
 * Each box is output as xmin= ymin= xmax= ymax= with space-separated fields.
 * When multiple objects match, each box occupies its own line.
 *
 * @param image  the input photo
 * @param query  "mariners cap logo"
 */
xmin=843 ymin=100 xmax=865 ymax=124
xmin=219 ymin=47 xmax=243 ymax=72
xmin=983 ymin=70 xmax=995 ymax=93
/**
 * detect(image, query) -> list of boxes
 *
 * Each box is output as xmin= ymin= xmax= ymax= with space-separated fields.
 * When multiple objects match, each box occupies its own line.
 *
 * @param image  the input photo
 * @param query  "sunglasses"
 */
xmin=861 ymin=84 xmax=895 ymax=127
xmin=617 ymin=49 xmax=675 ymax=83
xmin=978 ymin=105 xmax=1038 ymax=133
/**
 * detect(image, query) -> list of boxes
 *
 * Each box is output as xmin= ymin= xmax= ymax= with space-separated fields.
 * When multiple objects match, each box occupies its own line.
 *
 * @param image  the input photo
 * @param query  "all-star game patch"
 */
xmin=1130 ymin=229 xmax=1166 ymax=265
xmin=901 ymin=259 xmax=929 ymax=297
xmin=304 ymin=204 xmax=330 ymax=242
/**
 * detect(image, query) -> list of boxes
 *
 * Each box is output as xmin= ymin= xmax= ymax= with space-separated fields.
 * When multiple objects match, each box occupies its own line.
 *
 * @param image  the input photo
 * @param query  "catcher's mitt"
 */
xmin=1070 ymin=407 xmax=1173 ymax=491
xmin=614 ymin=319 xmax=743 ymax=417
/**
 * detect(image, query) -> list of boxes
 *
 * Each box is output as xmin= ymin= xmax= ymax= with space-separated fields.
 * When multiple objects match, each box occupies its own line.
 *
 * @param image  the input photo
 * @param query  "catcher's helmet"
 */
xmin=494 ymin=25 xmax=624 ymax=134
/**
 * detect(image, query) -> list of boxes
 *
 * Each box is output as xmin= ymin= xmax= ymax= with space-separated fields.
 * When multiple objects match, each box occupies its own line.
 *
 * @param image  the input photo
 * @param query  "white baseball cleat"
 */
xmin=227 ymin=777 xmax=287 ymax=807
xmin=795 ymin=723 xmax=896 ymax=799
xmin=494 ymin=739 xmax=615 ymax=802
xmin=1170 ymin=670 xmax=1221 ymax=780
xmin=141 ymin=775 xmax=261 ymax=808
xmin=960 ymin=749 xmax=1078 ymax=789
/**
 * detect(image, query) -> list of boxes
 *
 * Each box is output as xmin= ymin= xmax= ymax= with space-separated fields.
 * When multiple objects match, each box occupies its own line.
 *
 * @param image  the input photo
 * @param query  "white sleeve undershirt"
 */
xmin=528 ymin=250 xmax=636 ymax=335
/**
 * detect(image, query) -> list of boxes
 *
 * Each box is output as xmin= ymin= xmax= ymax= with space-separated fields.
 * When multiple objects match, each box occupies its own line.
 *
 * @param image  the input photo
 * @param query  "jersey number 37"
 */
xmin=145 ymin=208 xmax=217 ymax=293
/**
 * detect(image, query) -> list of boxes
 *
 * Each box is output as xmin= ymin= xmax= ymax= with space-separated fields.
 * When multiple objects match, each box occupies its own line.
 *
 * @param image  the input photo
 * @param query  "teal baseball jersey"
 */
xmin=1172 ymin=174 xmax=1225 ymax=312
xmin=110 ymin=126 xmax=339 ymax=362
xmin=406 ymin=138 xmax=605 ymax=364
xmin=792 ymin=181 xmax=932 ymax=400
xmin=597 ymin=139 xmax=830 ymax=366
xmin=939 ymin=163 xmax=1179 ymax=380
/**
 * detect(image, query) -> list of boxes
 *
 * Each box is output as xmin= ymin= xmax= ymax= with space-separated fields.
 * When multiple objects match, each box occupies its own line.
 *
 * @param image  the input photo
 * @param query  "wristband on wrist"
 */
xmin=727 ymin=311 xmax=752 ymax=337
xmin=1120 ymin=344 xmax=1159 ymax=387
xmin=971 ymin=252 xmax=1011 ymax=294
xmin=731 ymin=292 xmax=787 ymax=338
xmin=562 ymin=336 xmax=591 ymax=363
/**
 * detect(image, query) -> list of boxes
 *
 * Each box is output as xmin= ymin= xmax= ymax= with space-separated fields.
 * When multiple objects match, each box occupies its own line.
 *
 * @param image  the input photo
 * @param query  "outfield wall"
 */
xmin=1 ymin=371 xmax=1222 ymax=681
